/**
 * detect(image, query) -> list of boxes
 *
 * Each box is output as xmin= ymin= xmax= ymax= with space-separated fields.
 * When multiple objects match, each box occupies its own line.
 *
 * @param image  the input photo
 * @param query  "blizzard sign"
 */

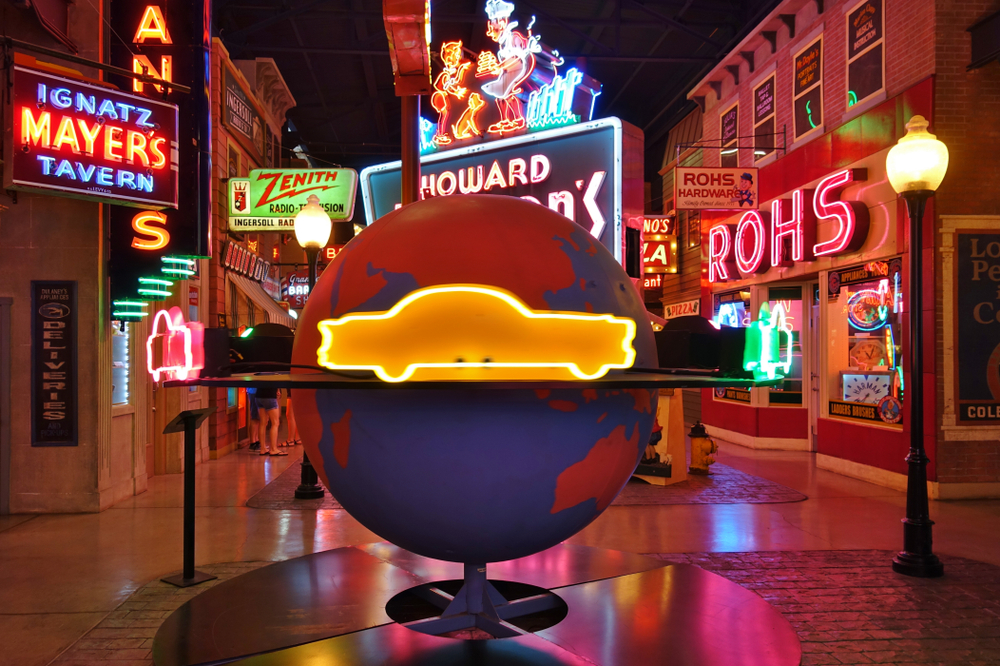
xmin=228 ymin=168 xmax=358 ymax=231
xmin=674 ymin=167 xmax=758 ymax=211
xmin=361 ymin=118 xmax=626 ymax=263
xmin=5 ymin=64 xmax=179 ymax=209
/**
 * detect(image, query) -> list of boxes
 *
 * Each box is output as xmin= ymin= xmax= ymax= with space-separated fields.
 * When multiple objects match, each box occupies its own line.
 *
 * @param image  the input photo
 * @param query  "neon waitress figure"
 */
xmin=478 ymin=0 xmax=540 ymax=134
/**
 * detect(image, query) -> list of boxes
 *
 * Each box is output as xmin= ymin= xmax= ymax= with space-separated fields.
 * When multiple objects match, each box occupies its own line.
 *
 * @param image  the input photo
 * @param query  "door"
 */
xmin=808 ymin=281 xmax=821 ymax=451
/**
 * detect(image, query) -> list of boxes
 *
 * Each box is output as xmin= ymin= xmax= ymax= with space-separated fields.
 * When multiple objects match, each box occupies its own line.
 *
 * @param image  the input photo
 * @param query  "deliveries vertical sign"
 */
xmin=32 ymin=282 xmax=77 ymax=446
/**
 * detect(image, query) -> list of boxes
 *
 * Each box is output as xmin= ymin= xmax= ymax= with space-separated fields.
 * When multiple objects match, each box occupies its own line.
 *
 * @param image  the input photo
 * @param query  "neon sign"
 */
xmin=708 ymin=168 xmax=869 ymax=282
xmin=147 ymin=307 xmax=204 ymax=382
xmin=362 ymin=117 xmax=630 ymax=264
xmin=847 ymin=278 xmax=891 ymax=331
xmin=316 ymin=284 xmax=636 ymax=382
xmin=743 ymin=302 xmax=793 ymax=380
xmin=422 ymin=0 xmax=601 ymax=153
xmin=132 ymin=5 xmax=173 ymax=93
xmin=6 ymin=65 xmax=178 ymax=208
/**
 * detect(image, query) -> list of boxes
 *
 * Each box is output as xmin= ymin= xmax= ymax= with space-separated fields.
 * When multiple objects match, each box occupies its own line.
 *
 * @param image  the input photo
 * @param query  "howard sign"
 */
xmin=5 ymin=63 xmax=179 ymax=208
xmin=361 ymin=117 xmax=641 ymax=265
xmin=708 ymin=168 xmax=869 ymax=282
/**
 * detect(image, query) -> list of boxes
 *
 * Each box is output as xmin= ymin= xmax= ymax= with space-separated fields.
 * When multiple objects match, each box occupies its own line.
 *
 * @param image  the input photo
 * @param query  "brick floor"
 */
xmin=52 ymin=552 xmax=1000 ymax=665
xmin=653 ymin=550 xmax=1000 ymax=666
xmin=246 ymin=457 xmax=805 ymax=510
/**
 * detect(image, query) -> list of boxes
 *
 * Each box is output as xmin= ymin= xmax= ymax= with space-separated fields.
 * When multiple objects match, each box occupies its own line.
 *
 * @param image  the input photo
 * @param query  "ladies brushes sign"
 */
xmin=5 ymin=63 xmax=179 ymax=209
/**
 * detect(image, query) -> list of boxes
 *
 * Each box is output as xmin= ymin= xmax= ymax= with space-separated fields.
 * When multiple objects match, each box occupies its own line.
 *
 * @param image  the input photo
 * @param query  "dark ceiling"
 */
xmin=217 ymin=0 xmax=781 ymax=189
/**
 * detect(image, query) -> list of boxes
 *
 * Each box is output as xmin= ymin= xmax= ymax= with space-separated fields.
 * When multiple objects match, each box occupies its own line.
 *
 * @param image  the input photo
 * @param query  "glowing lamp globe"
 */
xmin=886 ymin=116 xmax=949 ymax=195
xmin=294 ymin=194 xmax=332 ymax=249
xmin=291 ymin=195 xmax=658 ymax=564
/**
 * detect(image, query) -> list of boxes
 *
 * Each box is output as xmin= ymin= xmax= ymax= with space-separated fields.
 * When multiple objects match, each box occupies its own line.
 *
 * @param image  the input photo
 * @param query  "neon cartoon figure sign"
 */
xmin=430 ymin=41 xmax=477 ymax=146
xmin=477 ymin=0 xmax=542 ymax=134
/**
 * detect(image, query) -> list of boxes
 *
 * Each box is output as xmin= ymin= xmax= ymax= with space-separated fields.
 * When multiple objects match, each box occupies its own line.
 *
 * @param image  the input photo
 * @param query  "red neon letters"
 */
xmin=708 ymin=168 xmax=870 ymax=282
xmin=812 ymin=168 xmax=870 ymax=256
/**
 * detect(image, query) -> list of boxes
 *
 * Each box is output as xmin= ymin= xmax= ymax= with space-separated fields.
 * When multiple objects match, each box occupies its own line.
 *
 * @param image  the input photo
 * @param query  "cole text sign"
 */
xmin=6 ymin=64 xmax=179 ymax=208
xmin=674 ymin=167 xmax=758 ymax=211
xmin=32 ymin=281 xmax=77 ymax=446
xmin=229 ymin=168 xmax=359 ymax=231
xmin=956 ymin=232 xmax=1000 ymax=422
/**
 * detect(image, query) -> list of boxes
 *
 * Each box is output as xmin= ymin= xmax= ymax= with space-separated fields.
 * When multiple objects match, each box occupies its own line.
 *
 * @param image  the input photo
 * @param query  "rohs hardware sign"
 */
xmin=229 ymin=168 xmax=358 ymax=232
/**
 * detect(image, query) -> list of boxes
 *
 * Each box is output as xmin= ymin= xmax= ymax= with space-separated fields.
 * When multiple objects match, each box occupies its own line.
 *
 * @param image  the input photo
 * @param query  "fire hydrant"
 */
xmin=688 ymin=421 xmax=717 ymax=475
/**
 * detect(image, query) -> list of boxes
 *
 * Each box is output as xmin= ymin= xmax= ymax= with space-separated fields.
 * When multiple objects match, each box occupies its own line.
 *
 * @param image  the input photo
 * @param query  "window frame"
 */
xmin=792 ymin=34 xmax=824 ymax=143
xmin=844 ymin=0 xmax=885 ymax=110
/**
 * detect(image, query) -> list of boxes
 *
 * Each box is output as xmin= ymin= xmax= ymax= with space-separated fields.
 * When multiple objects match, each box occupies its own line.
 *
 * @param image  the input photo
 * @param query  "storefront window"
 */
xmin=767 ymin=286 xmax=803 ymax=405
xmin=712 ymin=289 xmax=751 ymax=328
xmin=826 ymin=259 xmax=904 ymax=426
xmin=111 ymin=321 xmax=130 ymax=405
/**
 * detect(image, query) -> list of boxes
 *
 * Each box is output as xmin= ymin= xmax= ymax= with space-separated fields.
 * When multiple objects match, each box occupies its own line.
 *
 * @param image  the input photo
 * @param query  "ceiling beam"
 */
xmin=624 ymin=0 xmax=723 ymax=49
xmin=222 ymin=0 xmax=335 ymax=44
xmin=351 ymin=0 xmax=390 ymax=144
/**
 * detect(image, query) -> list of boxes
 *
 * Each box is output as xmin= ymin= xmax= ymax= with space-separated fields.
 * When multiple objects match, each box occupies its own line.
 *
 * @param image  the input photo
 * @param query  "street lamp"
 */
xmin=292 ymin=194 xmax=331 ymax=500
xmin=885 ymin=115 xmax=948 ymax=578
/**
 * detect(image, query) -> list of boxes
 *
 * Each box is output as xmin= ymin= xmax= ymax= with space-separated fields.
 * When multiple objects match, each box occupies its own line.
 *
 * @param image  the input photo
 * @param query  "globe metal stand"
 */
xmin=402 ymin=563 xmax=562 ymax=638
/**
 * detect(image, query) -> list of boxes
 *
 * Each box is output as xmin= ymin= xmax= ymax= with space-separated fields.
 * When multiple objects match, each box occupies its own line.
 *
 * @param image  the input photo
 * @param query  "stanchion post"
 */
xmin=162 ymin=407 xmax=218 ymax=587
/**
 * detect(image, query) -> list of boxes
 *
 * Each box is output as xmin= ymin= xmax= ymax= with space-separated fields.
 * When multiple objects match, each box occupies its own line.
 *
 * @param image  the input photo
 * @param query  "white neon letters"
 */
xmin=813 ymin=168 xmax=870 ymax=256
xmin=770 ymin=189 xmax=815 ymax=267
xmin=735 ymin=210 xmax=770 ymax=275
xmin=708 ymin=225 xmax=737 ymax=283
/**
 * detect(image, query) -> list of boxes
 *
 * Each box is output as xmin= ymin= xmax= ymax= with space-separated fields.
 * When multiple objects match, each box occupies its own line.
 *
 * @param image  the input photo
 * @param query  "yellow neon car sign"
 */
xmin=316 ymin=285 xmax=637 ymax=382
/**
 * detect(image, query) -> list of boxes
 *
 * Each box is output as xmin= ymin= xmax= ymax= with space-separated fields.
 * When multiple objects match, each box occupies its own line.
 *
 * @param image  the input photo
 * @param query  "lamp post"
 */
xmin=292 ymin=194 xmax=331 ymax=500
xmin=885 ymin=115 xmax=948 ymax=578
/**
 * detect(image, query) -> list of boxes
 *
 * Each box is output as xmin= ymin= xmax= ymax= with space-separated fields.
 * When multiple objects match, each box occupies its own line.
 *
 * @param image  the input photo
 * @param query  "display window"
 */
xmin=720 ymin=102 xmax=739 ymax=168
xmin=792 ymin=35 xmax=823 ymax=141
xmin=845 ymin=0 xmax=884 ymax=109
xmin=826 ymin=259 xmax=904 ymax=426
xmin=111 ymin=321 xmax=130 ymax=405
xmin=767 ymin=286 xmax=803 ymax=405
xmin=713 ymin=289 xmax=753 ymax=404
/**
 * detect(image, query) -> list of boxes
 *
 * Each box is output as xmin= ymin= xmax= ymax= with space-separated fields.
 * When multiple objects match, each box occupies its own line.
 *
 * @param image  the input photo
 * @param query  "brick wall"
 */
xmin=933 ymin=0 xmax=1000 ymax=485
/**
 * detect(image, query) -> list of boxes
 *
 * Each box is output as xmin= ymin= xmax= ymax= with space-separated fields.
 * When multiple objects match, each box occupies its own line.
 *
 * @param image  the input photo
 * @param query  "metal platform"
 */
xmin=153 ymin=543 xmax=801 ymax=666
xmin=165 ymin=370 xmax=778 ymax=390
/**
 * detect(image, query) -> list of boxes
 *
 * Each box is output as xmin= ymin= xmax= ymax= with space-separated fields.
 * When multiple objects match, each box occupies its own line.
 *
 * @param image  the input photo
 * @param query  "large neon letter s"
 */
xmin=131 ymin=211 xmax=170 ymax=250
xmin=813 ymin=168 xmax=870 ymax=256
xmin=735 ymin=210 xmax=771 ymax=275
xmin=771 ymin=189 xmax=816 ymax=267
xmin=708 ymin=225 xmax=737 ymax=283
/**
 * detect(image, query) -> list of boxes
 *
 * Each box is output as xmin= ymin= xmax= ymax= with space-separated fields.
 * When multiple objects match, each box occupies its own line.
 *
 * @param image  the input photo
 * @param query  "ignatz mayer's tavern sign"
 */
xmin=361 ymin=0 xmax=646 ymax=268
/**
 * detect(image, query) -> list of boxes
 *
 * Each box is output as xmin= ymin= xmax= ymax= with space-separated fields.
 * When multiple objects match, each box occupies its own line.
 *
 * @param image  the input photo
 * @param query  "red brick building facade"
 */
xmin=669 ymin=0 xmax=1000 ymax=497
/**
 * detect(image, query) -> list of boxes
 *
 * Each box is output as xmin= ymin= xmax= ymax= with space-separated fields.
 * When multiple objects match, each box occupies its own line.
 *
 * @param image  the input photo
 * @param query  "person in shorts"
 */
xmin=248 ymin=387 xmax=260 ymax=452
xmin=256 ymin=387 xmax=286 ymax=456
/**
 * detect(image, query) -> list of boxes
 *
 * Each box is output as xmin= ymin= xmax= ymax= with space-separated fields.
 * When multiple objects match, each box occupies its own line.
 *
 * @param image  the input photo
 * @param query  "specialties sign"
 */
xmin=229 ymin=168 xmax=359 ymax=231
xmin=32 ymin=281 xmax=77 ymax=446
xmin=675 ymin=167 xmax=758 ymax=211
xmin=6 ymin=64 xmax=179 ymax=208
xmin=956 ymin=232 xmax=1000 ymax=422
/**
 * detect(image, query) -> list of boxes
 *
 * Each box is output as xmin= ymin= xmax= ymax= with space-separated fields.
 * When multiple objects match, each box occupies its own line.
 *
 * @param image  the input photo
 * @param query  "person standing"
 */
xmin=248 ymin=387 xmax=260 ymax=452
xmin=256 ymin=386 xmax=286 ymax=456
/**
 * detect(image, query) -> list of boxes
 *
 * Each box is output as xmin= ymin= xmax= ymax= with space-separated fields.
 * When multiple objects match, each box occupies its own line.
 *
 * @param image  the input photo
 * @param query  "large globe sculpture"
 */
xmin=292 ymin=195 xmax=658 ymax=564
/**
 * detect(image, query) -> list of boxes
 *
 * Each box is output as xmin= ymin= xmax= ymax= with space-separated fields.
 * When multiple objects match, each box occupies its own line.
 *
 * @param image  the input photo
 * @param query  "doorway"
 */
xmin=808 ymin=282 xmax=821 ymax=451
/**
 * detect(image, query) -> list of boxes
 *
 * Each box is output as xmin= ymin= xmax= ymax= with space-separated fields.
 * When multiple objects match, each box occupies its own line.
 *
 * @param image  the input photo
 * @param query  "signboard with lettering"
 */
xmin=956 ymin=232 xmax=1000 ymax=423
xmin=222 ymin=241 xmax=272 ymax=282
xmin=223 ymin=66 xmax=266 ymax=164
xmin=794 ymin=37 xmax=823 ymax=139
xmin=32 ymin=281 xmax=77 ymax=446
xmin=754 ymin=75 xmax=776 ymax=160
xmin=715 ymin=386 xmax=751 ymax=404
xmin=754 ymin=77 xmax=775 ymax=124
xmin=721 ymin=105 xmax=739 ymax=145
xmin=228 ymin=168 xmax=359 ymax=231
xmin=663 ymin=299 xmax=700 ymax=320
xmin=847 ymin=0 xmax=883 ymax=60
xmin=5 ymin=64 xmax=179 ymax=208
xmin=361 ymin=117 xmax=633 ymax=264
xmin=675 ymin=167 xmax=758 ymax=211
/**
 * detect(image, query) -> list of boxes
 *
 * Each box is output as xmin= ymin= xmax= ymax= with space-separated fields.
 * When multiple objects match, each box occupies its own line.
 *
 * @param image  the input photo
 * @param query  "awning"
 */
xmin=227 ymin=273 xmax=296 ymax=330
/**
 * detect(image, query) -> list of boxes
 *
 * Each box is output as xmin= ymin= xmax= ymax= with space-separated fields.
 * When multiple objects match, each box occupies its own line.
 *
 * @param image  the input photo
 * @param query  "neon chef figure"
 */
xmin=478 ymin=0 xmax=540 ymax=134
xmin=430 ymin=41 xmax=472 ymax=146
xmin=733 ymin=172 xmax=755 ymax=208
